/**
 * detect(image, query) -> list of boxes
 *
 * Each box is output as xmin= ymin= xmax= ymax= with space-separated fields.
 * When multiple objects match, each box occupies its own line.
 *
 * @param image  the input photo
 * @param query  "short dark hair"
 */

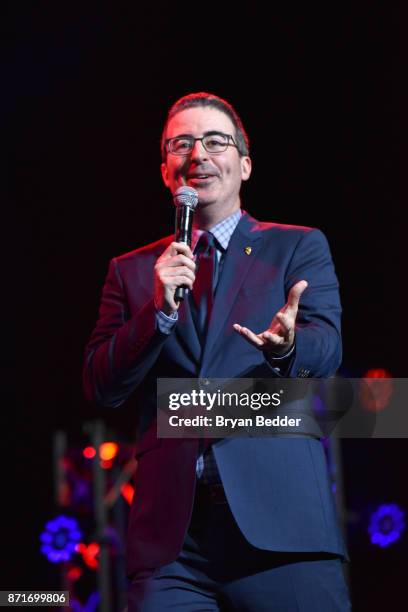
xmin=161 ymin=92 xmax=250 ymax=161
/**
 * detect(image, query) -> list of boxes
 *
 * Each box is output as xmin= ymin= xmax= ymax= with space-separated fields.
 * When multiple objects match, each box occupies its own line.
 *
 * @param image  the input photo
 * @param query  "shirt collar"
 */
xmin=192 ymin=209 xmax=242 ymax=252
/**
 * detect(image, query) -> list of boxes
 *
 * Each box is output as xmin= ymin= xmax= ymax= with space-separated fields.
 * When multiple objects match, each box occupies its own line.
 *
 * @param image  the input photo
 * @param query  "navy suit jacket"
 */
xmin=83 ymin=211 xmax=347 ymax=576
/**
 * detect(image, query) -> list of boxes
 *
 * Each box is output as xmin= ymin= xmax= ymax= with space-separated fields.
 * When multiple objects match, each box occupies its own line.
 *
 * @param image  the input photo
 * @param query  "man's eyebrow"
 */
xmin=203 ymin=130 xmax=228 ymax=136
xmin=169 ymin=130 xmax=228 ymax=139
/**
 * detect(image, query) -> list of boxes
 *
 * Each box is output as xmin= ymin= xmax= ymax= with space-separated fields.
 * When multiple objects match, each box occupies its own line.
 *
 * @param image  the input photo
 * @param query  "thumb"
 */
xmin=287 ymin=280 xmax=308 ymax=310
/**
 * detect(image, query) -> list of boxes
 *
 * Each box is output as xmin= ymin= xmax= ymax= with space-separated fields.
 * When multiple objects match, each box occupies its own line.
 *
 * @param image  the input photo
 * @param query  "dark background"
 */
xmin=7 ymin=2 xmax=405 ymax=609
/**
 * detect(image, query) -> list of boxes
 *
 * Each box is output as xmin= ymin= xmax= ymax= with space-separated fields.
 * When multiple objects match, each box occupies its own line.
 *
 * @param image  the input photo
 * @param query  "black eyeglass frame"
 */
xmin=165 ymin=132 xmax=240 ymax=156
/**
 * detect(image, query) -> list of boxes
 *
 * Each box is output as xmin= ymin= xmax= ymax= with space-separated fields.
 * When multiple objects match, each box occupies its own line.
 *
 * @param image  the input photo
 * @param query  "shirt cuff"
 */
xmin=156 ymin=309 xmax=178 ymax=334
xmin=265 ymin=342 xmax=296 ymax=374
xmin=268 ymin=343 xmax=295 ymax=360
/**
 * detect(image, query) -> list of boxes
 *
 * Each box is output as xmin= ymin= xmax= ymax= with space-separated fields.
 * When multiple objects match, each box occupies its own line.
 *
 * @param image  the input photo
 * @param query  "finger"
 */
xmin=233 ymin=324 xmax=264 ymax=348
xmin=164 ymin=266 xmax=195 ymax=281
xmin=166 ymin=254 xmax=196 ymax=271
xmin=260 ymin=331 xmax=285 ymax=346
xmin=268 ymin=312 xmax=292 ymax=335
xmin=274 ymin=311 xmax=291 ymax=333
xmin=286 ymin=280 xmax=308 ymax=311
xmin=168 ymin=242 xmax=194 ymax=259
xmin=168 ymin=275 xmax=194 ymax=289
xmin=165 ymin=266 xmax=195 ymax=281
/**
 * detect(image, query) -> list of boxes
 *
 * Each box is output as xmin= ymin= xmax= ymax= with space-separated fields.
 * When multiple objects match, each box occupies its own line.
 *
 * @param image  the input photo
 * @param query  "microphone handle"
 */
xmin=174 ymin=204 xmax=195 ymax=302
xmin=174 ymin=285 xmax=187 ymax=302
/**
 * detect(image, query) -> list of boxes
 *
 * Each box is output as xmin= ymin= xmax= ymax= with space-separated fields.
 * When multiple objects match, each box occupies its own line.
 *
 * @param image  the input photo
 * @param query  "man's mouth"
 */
xmin=186 ymin=173 xmax=217 ymax=184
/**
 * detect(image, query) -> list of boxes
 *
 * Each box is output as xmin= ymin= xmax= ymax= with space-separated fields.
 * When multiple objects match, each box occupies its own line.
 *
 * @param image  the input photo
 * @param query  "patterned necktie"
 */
xmin=191 ymin=231 xmax=220 ymax=341
xmin=191 ymin=232 xmax=223 ymax=483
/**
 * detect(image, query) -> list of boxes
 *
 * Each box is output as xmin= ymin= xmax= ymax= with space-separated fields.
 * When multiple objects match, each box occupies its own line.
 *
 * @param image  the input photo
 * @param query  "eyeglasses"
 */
xmin=166 ymin=132 xmax=239 ymax=155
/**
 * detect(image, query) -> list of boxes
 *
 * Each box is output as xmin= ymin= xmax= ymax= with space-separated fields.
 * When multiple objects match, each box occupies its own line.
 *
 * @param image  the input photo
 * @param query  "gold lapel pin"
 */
xmin=244 ymin=246 xmax=252 ymax=255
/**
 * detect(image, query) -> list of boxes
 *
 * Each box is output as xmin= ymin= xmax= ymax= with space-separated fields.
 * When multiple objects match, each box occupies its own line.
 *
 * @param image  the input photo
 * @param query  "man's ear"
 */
xmin=240 ymin=156 xmax=252 ymax=181
xmin=161 ymin=162 xmax=170 ymax=188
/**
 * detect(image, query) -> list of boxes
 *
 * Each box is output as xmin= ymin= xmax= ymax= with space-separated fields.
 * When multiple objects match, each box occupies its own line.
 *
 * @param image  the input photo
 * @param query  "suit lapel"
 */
xmin=201 ymin=212 xmax=263 ymax=368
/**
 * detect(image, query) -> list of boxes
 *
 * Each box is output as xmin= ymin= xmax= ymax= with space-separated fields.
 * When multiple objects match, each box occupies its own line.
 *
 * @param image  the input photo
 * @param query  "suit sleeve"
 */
xmin=254 ymin=228 xmax=342 ymax=379
xmin=285 ymin=228 xmax=342 ymax=377
xmin=83 ymin=257 xmax=170 ymax=408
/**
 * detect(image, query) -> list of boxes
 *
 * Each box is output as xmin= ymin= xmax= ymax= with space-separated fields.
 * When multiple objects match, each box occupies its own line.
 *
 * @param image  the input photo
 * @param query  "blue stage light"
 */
xmin=368 ymin=503 xmax=406 ymax=548
xmin=40 ymin=515 xmax=82 ymax=563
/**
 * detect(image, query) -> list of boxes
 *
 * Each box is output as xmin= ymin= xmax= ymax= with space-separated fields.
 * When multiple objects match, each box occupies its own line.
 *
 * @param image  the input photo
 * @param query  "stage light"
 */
xmin=364 ymin=368 xmax=392 ymax=379
xmin=99 ymin=442 xmax=119 ymax=461
xmin=40 ymin=515 xmax=82 ymax=563
xmin=83 ymin=446 xmax=96 ymax=459
xmin=368 ymin=503 xmax=406 ymax=548
xmin=121 ymin=482 xmax=135 ymax=505
xmin=76 ymin=542 xmax=100 ymax=569
xmin=360 ymin=368 xmax=394 ymax=412
xmin=70 ymin=591 xmax=100 ymax=612
xmin=66 ymin=565 xmax=83 ymax=581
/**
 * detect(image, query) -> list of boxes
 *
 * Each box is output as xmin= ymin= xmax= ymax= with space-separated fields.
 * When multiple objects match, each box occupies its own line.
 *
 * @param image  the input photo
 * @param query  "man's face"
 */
xmin=161 ymin=107 xmax=251 ymax=215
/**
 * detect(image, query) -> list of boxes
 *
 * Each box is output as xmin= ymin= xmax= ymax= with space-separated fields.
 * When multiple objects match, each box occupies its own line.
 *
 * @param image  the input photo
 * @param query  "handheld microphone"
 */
xmin=173 ymin=186 xmax=199 ymax=302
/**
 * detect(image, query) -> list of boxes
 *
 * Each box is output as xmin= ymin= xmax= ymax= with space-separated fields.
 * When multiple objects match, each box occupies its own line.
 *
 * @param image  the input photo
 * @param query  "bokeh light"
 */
xmin=40 ymin=515 xmax=82 ymax=563
xmin=368 ymin=503 xmax=406 ymax=547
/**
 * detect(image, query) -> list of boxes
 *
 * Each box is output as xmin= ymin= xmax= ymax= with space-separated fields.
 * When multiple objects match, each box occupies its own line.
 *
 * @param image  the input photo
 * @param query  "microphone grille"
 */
xmin=173 ymin=186 xmax=199 ymax=209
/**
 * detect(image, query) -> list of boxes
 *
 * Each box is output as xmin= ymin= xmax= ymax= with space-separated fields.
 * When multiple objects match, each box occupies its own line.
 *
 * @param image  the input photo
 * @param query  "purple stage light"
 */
xmin=71 ymin=591 xmax=100 ymax=612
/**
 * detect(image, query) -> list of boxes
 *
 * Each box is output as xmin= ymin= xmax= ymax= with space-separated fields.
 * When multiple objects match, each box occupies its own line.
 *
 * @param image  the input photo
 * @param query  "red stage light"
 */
xmin=360 ymin=368 xmax=394 ymax=412
xmin=121 ymin=483 xmax=135 ymax=505
xmin=66 ymin=565 xmax=83 ymax=581
xmin=76 ymin=542 xmax=100 ymax=570
xmin=83 ymin=446 xmax=96 ymax=459
xmin=364 ymin=368 xmax=392 ymax=379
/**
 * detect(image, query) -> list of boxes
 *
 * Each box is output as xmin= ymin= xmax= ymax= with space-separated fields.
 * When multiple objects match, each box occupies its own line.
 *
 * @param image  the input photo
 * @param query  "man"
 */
xmin=84 ymin=92 xmax=351 ymax=610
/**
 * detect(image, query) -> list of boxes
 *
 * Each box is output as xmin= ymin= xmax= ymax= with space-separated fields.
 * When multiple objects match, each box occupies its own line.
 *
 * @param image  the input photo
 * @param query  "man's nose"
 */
xmin=190 ymin=139 xmax=209 ymax=161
